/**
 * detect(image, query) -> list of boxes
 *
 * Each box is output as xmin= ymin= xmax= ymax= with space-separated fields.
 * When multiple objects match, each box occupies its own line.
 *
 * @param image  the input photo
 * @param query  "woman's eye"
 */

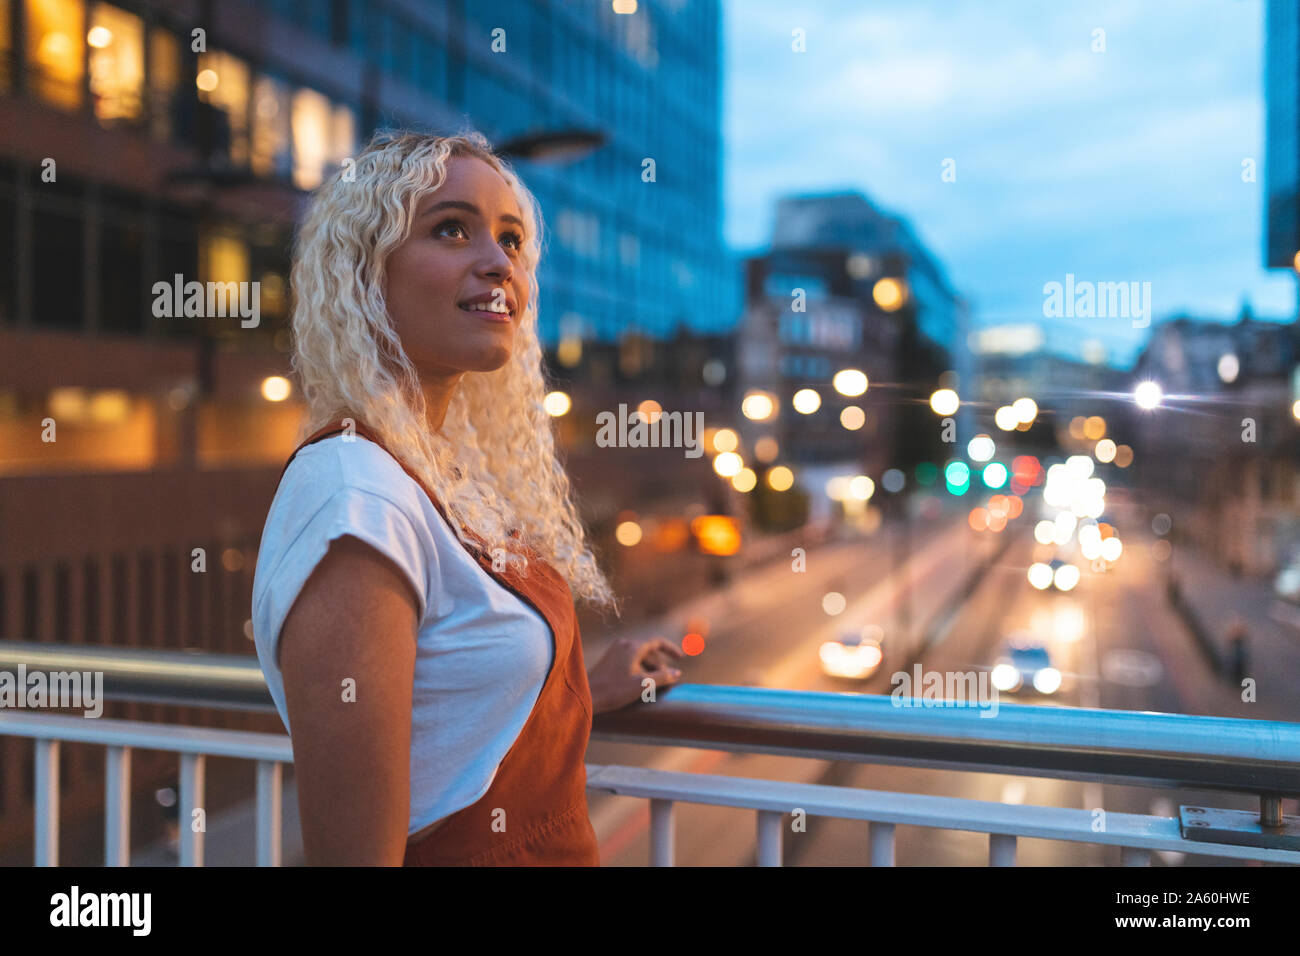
xmin=435 ymin=219 xmax=468 ymax=239
xmin=435 ymin=220 xmax=521 ymax=251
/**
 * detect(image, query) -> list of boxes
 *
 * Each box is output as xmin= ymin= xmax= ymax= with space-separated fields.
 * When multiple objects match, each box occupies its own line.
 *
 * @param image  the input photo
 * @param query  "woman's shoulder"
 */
xmin=277 ymin=433 xmax=428 ymax=519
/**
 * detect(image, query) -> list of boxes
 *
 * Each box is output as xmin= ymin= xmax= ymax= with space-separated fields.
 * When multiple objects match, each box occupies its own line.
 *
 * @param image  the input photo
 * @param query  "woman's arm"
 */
xmin=278 ymin=533 xmax=420 ymax=865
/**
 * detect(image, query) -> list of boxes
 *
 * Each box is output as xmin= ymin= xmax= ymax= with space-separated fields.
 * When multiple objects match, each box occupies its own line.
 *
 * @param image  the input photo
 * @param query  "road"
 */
xmin=587 ymin=497 xmax=1298 ymax=866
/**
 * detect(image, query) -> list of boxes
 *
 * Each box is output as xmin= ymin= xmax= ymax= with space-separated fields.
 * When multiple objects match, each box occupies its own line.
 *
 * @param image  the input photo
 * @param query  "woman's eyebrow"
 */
xmin=421 ymin=199 xmax=525 ymax=229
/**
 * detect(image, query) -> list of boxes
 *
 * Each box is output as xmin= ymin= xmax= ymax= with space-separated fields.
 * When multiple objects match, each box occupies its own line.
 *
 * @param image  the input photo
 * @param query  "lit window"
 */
xmin=291 ymin=87 xmax=331 ymax=189
xmin=147 ymin=27 xmax=179 ymax=140
xmin=251 ymin=75 xmax=291 ymax=178
xmin=201 ymin=230 xmax=250 ymax=284
xmin=88 ymin=3 xmax=143 ymax=123
xmin=197 ymin=50 xmax=250 ymax=165
xmin=0 ymin=0 xmax=12 ymax=92
xmin=329 ymin=102 xmax=356 ymax=167
xmin=26 ymin=0 xmax=85 ymax=111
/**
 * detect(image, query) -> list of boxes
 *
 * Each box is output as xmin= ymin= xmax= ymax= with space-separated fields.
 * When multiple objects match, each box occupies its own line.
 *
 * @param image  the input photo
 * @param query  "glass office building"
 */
xmin=0 ymin=0 xmax=737 ymax=353
xmin=1266 ymin=0 xmax=1300 ymax=272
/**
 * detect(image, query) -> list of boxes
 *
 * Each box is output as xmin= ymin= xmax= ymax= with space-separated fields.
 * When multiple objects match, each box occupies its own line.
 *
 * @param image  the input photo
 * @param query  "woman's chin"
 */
xmin=419 ymin=348 xmax=511 ymax=376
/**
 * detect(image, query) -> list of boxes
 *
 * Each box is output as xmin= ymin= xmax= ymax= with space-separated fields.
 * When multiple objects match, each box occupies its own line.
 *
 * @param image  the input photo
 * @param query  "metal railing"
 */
xmin=1 ymin=640 xmax=1297 ymax=866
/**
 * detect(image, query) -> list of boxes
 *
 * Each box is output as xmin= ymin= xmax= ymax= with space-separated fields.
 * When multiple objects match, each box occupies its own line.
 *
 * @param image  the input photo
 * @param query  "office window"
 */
xmin=156 ymin=207 xmax=198 ymax=340
xmin=88 ymin=3 xmax=143 ymax=124
xmin=197 ymin=50 xmax=250 ymax=166
xmin=32 ymin=208 xmax=83 ymax=328
xmin=0 ymin=0 xmax=12 ymax=92
xmin=346 ymin=0 xmax=367 ymax=58
xmin=0 ymin=189 xmax=12 ymax=324
xmin=291 ymin=86 xmax=330 ymax=189
xmin=147 ymin=27 xmax=180 ymax=141
xmin=251 ymin=75 xmax=291 ymax=179
xmin=99 ymin=193 xmax=144 ymax=333
xmin=330 ymin=102 xmax=355 ymax=165
xmin=25 ymin=0 xmax=85 ymax=111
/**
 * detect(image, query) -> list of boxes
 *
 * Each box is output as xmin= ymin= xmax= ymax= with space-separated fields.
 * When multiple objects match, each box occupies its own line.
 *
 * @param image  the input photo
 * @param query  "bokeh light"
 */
xmin=833 ymin=369 xmax=868 ymax=397
xmin=994 ymin=405 xmax=1019 ymax=430
xmin=840 ymin=405 xmax=866 ymax=430
xmin=929 ymin=388 xmax=960 ymax=416
xmin=767 ymin=465 xmax=795 ymax=491
xmin=967 ymin=434 xmax=995 ymax=462
xmin=792 ymin=388 xmax=821 ymax=414
xmin=712 ymin=451 xmax=743 ymax=477
xmin=543 ymin=390 xmax=572 ymax=416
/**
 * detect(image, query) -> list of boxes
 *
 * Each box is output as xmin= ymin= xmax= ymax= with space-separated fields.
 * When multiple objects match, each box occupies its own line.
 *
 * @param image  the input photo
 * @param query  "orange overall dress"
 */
xmin=280 ymin=419 xmax=601 ymax=866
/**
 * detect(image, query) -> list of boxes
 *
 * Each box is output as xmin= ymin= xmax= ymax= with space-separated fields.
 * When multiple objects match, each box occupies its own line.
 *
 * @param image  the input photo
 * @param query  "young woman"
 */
xmin=251 ymin=130 xmax=684 ymax=866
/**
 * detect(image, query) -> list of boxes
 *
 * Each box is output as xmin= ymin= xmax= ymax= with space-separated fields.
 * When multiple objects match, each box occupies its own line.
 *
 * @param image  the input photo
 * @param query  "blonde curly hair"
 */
xmin=288 ymin=128 xmax=617 ymax=611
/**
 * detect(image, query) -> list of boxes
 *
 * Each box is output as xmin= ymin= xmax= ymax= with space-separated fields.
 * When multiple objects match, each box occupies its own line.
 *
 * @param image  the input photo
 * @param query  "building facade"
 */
xmin=735 ymin=190 xmax=969 ymax=521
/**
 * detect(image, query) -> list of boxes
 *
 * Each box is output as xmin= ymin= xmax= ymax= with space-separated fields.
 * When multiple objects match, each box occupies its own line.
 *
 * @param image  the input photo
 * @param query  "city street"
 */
xmin=586 ymin=500 xmax=1300 ymax=866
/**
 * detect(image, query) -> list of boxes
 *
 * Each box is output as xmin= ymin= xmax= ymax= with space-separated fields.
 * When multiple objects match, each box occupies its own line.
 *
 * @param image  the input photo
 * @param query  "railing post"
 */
xmin=104 ymin=745 xmax=131 ymax=866
xmin=989 ymin=832 xmax=1016 ymax=866
xmin=34 ymin=738 xmax=59 ymax=866
xmin=256 ymin=760 xmax=282 ymax=867
xmin=869 ymin=821 xmax=896 ymax=866
xmin=179 ymin=752 xmax=205 ymax=867
xmin=649 ymin=798 xmax=675 ymax=867
xmin=756 ymin=810 xmax=783 ymax=866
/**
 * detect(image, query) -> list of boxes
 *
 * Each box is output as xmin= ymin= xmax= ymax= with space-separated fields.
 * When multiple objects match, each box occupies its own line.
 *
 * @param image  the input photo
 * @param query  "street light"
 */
xmin=494 ymin=129 xmax=605 ymax=164
xmin=1134 ymin=380 xmax=1163 ymax=410
xmin=833 ymin=368 xmax=868 ymax=397
xmin=929 ymin=388 xmax=959 ymax=416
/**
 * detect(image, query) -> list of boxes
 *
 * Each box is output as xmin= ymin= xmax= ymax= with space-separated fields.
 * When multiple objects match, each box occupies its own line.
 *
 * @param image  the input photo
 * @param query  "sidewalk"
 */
xmin=1168 ymin=543 xmax=1300 ymax=722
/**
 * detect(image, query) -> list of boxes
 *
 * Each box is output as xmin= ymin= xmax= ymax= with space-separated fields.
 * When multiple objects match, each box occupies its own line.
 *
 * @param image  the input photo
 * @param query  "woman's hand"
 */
xmin=587 ymin=637 xmax=685 ymax=714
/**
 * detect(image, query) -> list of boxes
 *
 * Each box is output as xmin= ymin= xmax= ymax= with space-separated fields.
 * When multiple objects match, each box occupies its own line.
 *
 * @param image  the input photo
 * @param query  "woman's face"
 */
xmin=385 ymin=155 xmax=531 ymax=379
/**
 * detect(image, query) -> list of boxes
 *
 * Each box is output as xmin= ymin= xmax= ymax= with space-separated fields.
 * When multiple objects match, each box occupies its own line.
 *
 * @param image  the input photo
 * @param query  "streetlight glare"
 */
xmin=833 ymin=369 xmax=868 ymax=397
xmin=792 ymin=388 xmax=822 ymax=414
xmin=1134 ymin=381 xmax=1163 ymax=410
xmin=994 ymin=405 xmax=1019 ymax=430
xmin=929 ymin=388 xmax=960 ymax=416
xmin=742 ymin=391 xmax=776 ymax=421
xmin=872 ymin=277 xmax=907 ymax=311
xmin=1012 ymin=397 xmax=1038 ymax=424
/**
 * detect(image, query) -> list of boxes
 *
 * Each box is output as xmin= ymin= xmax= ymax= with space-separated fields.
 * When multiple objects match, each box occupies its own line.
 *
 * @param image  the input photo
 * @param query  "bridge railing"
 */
xmin=1 ymin=640 xmax=1297 ymax=866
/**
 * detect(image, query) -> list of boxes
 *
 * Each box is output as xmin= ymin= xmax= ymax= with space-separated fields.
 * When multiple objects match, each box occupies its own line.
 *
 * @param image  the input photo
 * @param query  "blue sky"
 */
xmin=722 ymin=0 xmax=1295 ymax=368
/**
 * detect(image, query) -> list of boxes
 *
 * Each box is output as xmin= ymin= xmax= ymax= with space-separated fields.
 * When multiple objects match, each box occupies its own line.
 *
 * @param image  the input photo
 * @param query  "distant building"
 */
xmin=973 ymin=326 xmax=1130 ymax=452
xmin=1131 ymin=308 xmax=1300 ymax=573
xmin=735 ymin=191 xmax=969 ymax=520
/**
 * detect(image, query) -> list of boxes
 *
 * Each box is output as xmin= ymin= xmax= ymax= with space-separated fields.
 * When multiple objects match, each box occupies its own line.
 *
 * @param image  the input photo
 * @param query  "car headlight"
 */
xmin=991 ymin=663 xmax=1021 ymax=691
xmin=1033 ymin=668 xmax=1062 ymax=694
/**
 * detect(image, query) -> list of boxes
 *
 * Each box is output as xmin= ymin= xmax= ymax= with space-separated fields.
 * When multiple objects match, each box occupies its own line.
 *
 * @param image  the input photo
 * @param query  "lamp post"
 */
xmin=495 ymin=129 xmax=605 ymax=164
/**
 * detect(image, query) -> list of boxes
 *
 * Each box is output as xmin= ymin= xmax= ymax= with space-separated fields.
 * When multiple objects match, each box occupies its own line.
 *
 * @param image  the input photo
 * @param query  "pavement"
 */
xmin=1165 ymin=541 xmax=1300 ymax=722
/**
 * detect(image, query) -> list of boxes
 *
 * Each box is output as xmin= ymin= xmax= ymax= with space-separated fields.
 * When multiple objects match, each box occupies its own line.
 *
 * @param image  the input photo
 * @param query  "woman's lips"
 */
xmin=459 ymin=304 xmax=512 ymax=323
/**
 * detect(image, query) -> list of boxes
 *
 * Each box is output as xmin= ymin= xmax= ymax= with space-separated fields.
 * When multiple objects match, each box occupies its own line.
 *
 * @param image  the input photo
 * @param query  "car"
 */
xmin=1027 ymin=557 xmax=1081 ymax=592
xmin=1274 ymin=553 xmax=1300 ymax=606
xmin=819 ymin=625 xmax=884 ymax=680
xmin=990 ymin=639 xmax=1062 ymax=695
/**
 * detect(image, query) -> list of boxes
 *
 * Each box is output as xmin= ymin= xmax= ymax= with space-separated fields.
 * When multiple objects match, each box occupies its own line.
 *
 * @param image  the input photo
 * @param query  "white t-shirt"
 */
xmin=251 ymin=433 xmax=553 ymax=835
